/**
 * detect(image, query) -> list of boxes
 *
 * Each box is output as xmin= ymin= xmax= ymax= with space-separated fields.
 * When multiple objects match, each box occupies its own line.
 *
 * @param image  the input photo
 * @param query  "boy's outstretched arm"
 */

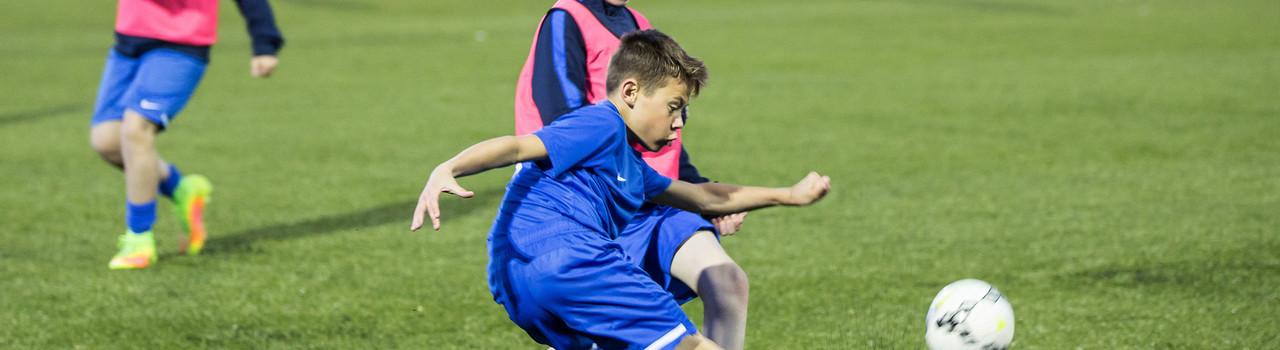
xmin=411 ymin=135 xmax=548 ymax=231
xmin=652 ymin=172 xmax=831 ymax=217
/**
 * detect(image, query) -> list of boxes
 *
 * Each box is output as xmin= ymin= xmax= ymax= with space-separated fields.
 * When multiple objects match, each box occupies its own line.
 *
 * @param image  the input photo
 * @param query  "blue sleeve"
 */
xmin=642 ymin=162 xmax=674 ymax=198
xmin=233 ymin=0 xmax=285 ymax=56
xmin=530 ymin=9 xmax=589 ymax=127
xmin=532 ymin=113 xmax=617 ymax=178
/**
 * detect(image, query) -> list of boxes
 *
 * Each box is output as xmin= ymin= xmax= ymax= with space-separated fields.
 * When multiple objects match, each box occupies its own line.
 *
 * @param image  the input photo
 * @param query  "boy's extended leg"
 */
xmin=109 ymin=110 xmax=161 ymax=269
xmin=121 ymin=110 xmax=162 ymax=210
xmin=103 ymin=48 xmax=209 ymax=268
xmin=670 ymin=231 xmax=749 ymax=350
xmin=618 ymin=206 xmax=749 ymax=350
xmin=104 ymin=111 xmax=211 ymax=267
xmin=94 ymin=119 xmax=208 ymax=255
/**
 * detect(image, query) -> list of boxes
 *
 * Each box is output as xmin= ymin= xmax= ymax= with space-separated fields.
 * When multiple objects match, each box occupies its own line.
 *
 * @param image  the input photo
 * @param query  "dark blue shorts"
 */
xmin=488 ymin=221 xmax=698 ymax=350
xmin=91 ymin=48 xmax=206 ymax=129
xmin=616 ymin=205 xmax=717 ymax=305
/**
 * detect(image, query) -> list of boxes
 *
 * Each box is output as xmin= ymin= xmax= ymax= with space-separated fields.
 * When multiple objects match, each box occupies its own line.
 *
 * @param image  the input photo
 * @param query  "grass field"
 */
xmin=2 ymin=0 xmax=1278 ymax=348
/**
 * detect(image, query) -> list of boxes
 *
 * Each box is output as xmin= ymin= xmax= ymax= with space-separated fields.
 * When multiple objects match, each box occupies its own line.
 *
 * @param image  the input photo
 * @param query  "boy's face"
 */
xmin=627 ymin=77 xmax=690 ymax=152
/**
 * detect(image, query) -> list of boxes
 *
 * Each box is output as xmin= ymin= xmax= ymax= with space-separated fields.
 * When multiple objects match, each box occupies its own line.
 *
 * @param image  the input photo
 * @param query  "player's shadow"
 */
xmin=0 ymin=104 xmax=84 ymax=127
xmin=185 ymin=188 xmax=504 ymax=256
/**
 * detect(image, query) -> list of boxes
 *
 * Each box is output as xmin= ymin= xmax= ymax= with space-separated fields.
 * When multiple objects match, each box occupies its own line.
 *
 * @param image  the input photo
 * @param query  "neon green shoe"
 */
xmin=109 ymin=231 xmax=156 ymax=269
xmin=173 ymin=174 xmax=212 ymax=255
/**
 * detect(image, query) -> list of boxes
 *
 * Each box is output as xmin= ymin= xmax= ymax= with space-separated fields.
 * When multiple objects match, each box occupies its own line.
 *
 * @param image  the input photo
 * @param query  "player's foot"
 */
xmin=108 ymin=231 xmax=156 ymax=269
xmin=173 ymin=174 xmax=212 ymax=255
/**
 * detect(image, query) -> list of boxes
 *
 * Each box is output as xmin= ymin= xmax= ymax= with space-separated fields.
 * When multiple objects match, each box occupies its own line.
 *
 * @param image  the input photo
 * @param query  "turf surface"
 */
xmin=1 ymin=0 xmax=1277 ymax=348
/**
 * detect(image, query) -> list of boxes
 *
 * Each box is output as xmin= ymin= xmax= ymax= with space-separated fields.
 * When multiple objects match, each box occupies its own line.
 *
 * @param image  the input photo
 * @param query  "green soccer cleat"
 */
xmin=173 ymin=174 xmax=212 ymax=255
xmin=109 ymin=231 xmax=156 ymax=269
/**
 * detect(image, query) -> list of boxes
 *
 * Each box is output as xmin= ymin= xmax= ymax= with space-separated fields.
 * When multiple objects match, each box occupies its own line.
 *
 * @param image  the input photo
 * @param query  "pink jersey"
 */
xmin=116 ymin=0 xmax=220 ymax=46
xmin=515 ymin=0 xmax=684 ymax=179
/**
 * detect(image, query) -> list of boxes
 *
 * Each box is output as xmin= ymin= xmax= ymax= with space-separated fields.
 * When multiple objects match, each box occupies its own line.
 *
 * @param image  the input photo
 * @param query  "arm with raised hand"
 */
xmin=652 ymin=172 xmax=831 ymax=217
xmin=676 ymin=131 xmax=749 ymax=236
xmin=410 ymin=135 xmax=547 ymax=231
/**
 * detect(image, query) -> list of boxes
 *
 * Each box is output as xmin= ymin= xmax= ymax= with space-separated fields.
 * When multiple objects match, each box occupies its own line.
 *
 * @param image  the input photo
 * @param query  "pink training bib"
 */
xmin=515 ymin=1 xmax=682 ymax=179
xmin=116 ymin=0 xmax=220 ymax=46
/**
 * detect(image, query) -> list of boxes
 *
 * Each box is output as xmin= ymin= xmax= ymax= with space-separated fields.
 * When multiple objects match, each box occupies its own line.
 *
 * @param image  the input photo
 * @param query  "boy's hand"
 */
xmin=251 ymin=55 xmax=279 ymax=78
xmin=411 ymin=168 xmax=475 ymax=231
xmin=788 ymin=172 xmax=831 ymax=206
xmin=711 ymin=212 xmax=747 ymax=236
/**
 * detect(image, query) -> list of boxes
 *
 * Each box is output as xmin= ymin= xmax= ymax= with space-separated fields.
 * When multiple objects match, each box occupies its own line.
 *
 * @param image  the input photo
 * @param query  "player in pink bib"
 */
xmin=91 ymin=0 xmax=284 ymax=269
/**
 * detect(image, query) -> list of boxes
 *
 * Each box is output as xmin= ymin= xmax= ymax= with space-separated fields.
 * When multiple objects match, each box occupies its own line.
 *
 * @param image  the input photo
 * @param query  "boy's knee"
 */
xmin=120 ymin=110 xmax=158 ymax=148
xmin=90 ymin=122 xmax=124 ymax=165
xmin=701 ymin=263 xmax=749 ymax=307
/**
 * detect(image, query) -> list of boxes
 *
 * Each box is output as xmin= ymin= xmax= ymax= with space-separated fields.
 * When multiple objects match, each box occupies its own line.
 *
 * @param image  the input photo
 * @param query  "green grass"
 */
xmin=2 ymin=0 xmax=1278 ymax=348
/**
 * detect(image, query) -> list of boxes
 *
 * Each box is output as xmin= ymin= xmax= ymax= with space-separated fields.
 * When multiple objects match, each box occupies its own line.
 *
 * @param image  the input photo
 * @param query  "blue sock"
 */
xmin=126 ymin=200 xmax=157 ymax=234
xmin=159 ymin=163 xmax=183 ymax=198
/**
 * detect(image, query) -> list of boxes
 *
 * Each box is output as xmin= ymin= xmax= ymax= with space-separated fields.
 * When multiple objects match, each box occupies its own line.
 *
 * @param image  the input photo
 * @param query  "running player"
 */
xmin=91 ymin=0 xmax=284 ymax=269
xmin=413 ymin=29 xmax=831 ymax=350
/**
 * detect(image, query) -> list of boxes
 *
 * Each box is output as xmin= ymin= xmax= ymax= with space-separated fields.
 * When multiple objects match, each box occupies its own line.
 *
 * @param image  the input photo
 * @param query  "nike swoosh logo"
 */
xmin=617 ymin=174 xmax=627 ymax=182
xmin=140 ymin=99 xmax=162 ymax=111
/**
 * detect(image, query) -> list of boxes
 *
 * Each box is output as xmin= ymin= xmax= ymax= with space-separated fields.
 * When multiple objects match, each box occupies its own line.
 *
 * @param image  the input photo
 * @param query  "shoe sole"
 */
xmin=109 ymin=256 xmax=153 ymax=269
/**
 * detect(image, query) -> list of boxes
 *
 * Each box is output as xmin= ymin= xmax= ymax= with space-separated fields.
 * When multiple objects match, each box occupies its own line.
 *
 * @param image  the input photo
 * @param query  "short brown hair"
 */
xmin=606 ymin=29 xmax=709 ymax=98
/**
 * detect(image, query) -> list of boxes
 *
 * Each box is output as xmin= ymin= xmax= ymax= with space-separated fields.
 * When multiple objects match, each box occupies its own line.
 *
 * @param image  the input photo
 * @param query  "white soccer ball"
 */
xmin=925 ymin=279 xmax=1015 ymax=350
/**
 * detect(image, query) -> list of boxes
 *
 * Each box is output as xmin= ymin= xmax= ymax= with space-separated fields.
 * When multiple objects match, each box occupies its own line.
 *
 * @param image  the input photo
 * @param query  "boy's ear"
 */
xmin=621 ymin=79 xmax=640 ymax=108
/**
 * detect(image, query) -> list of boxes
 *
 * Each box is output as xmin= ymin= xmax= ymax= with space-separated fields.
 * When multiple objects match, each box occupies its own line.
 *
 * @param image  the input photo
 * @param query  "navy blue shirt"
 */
xmin=113 ymin=0 xmax=284 ymax=62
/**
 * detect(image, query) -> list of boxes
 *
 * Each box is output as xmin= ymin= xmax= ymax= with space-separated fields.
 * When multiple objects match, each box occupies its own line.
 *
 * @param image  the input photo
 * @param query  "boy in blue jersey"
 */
xmin=90 ymin=0 xmax=284 ymax=269
xmin=517 ymin=2 xmax=752 ymax=348
xmin=412 ymin=29 xmax=831 ymax=350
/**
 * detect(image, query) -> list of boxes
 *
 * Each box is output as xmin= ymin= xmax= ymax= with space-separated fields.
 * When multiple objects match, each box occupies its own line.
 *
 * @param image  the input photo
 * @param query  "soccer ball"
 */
xmin=925 ymin=279 xmax=1015 ymax=350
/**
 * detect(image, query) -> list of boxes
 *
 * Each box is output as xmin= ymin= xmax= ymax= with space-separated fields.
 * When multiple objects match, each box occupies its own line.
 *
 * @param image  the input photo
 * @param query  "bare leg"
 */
xmin=91 ymin=121 xmax=125 ymax=168
xmin=92 ymin=119 xmax=172 ymax=178
xmin=670 ymin=231 xmax=749 ymax=350
xmin=675 ymin=334 xmax=725 ymax=350
xmin=120 ymin=110 xmax=161 ymax=206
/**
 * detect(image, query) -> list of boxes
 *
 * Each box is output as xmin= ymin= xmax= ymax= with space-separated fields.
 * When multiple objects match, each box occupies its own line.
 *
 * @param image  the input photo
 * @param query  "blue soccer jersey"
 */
xmin=487 ymin=100 xmax=695 ymax=350
xmin=504 ymin=100 xmax=672 ymax=243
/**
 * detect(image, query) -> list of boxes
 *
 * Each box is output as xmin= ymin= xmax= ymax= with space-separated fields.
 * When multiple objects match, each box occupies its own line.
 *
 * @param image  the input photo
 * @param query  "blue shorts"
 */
xmin=616 ymin=204 xmax=717 ymax=305
xmin=91 ymin=48 xmax=207 ymax=129
xmin=488 ymin=220 xmax=697 ymax=350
